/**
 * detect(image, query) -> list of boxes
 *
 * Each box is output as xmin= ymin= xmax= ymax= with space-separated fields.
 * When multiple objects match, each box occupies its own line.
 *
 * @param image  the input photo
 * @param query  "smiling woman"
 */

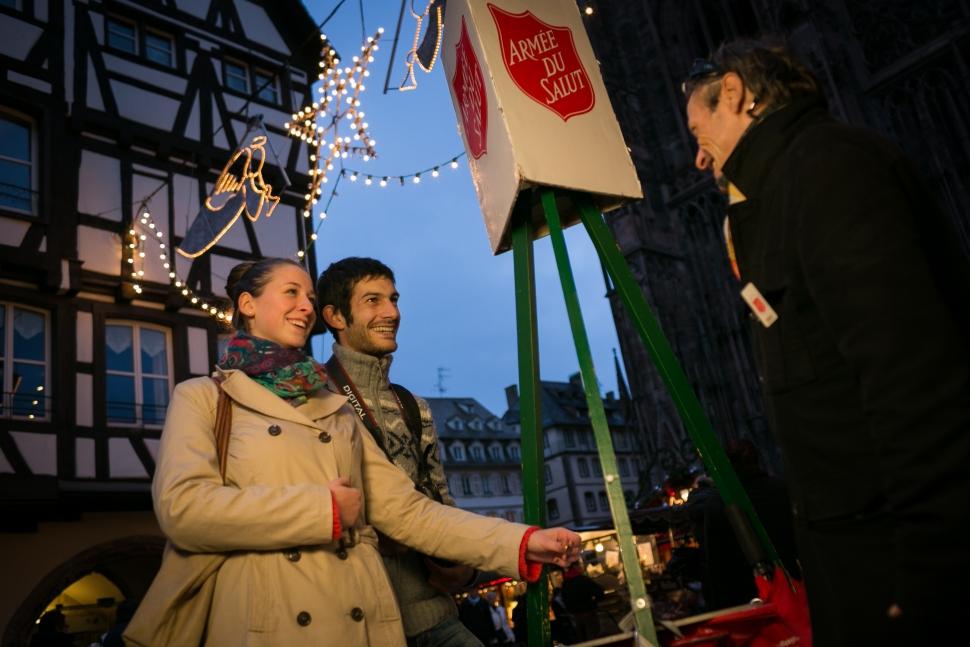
xmin=127 ymin=257 xmax=583 ymax=646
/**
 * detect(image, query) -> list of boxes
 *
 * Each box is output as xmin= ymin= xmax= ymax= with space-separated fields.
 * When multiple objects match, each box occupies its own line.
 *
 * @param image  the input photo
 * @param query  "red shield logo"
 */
xmin=488 ymin=4 xmax=595 ymax=121
xmin=451 ymin=15 xmax=488 ymax=159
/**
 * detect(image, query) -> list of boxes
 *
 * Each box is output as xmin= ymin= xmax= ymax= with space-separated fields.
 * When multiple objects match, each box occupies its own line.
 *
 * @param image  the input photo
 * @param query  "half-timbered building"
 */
xmin=0 ymin=1 xmax=320 ymax=642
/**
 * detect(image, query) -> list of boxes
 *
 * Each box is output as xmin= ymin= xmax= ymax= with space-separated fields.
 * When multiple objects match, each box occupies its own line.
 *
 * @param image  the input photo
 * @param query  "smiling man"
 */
xmin=683 ymin=39 xmax=970 ymax=646
xmin=317 ymin=257 xmax=484 ymax=647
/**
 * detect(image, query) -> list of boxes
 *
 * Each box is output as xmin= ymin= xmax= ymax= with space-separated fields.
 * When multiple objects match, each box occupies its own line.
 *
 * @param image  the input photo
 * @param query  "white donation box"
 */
xmin=441 ymin=0 xmax=642 ymax=254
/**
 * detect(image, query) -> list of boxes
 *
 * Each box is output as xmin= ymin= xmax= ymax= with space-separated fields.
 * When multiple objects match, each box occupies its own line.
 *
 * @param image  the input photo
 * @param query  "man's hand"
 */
xmin=328 ymin=476 xmax=362 ymax=529
xmin=424 ymin=558 xmax=476 ymax=594
xmin=526 ymin=527 xmax=582 ymax=568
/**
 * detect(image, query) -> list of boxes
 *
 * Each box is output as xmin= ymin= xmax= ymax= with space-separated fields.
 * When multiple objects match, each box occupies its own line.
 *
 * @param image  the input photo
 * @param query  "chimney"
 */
xmin=505 ymin=385 xmax=519 ymax=409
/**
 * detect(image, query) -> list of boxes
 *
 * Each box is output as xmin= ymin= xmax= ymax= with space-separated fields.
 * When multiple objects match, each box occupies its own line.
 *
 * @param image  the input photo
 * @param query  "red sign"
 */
xmin=488 ymin=4 xmax=595 ymax=121
xmin=451 ymin=15 xmax=488 ymax=159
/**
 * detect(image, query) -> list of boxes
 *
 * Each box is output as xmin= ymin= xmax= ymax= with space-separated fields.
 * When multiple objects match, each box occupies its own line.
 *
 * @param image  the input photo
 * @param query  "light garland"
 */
xmin=290 ymin=153 xmax=465 ymax=261
xmin=285 ymin=28 xmax=384 ymax=225
xmin=400 ymin=0 xmax=445 ymax=91
xmin=128 ymin=203 xmax=231 ymax=324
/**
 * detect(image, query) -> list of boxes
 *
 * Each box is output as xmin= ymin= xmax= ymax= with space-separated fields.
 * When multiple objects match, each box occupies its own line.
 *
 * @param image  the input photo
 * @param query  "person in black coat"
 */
xmin=683 ymin=38 xmax=970 ymax=646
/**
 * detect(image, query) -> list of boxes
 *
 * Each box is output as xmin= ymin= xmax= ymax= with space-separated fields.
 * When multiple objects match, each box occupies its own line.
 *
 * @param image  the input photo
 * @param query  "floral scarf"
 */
xmin=217 ymin=332 xmax=328 ymax=406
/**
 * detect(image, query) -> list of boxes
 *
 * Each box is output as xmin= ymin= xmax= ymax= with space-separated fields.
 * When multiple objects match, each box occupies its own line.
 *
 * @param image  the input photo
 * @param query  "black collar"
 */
xmin=722 ymin=96 xmax=830 ymax=199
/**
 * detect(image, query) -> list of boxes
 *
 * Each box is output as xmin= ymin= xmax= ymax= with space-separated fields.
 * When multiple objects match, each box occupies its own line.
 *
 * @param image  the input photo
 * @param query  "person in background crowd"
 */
xmin=684 ymin=38 xmax=970 ymax=645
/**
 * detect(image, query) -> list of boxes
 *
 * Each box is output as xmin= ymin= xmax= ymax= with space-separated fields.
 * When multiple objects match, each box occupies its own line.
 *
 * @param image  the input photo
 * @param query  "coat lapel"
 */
xmin=216 ymin=369 xmax=347 ymax=428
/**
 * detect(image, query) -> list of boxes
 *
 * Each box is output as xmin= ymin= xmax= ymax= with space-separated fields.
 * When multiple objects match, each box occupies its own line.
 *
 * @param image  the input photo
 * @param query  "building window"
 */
xmin=253 ymin=69 xmax=279 ymax=103
xmin=145 ymin=31 xmax=174 ymax=67
xmin=470 ymin=474 xmax=482 ymax=496
xmin=615 ymin=432 xmax=629 ymax=450
xmin=565 ymin=430 xmax=576 ymax=448
xmin=502 ymin=474 xmax=512 ymax=494
xmin=592 ymin=460 xmax=602 ymax=477
xmin=460 ymin=475 xmax=472 ymax=496
xmin=105 ymin=322 xmax=172 ymax=426
xmin=0 ymin=304 xmax=49 ymax=420
xmin=544 ymin=465 xmax=552 ymax=485
xmin=0 ymin=114 xmax=35 ymax=214
xmin=508 ymin=444 xmax=520 ymax=461
xmin=598 ymin=491 xmax=609 ymax=510
xmin=619 ymin=457 xmax=630 ymax=477
xmin=468 ymin=417 xmax=483 ymax=431
xmin=450 ymin=443 xmax=465 ymax=461
xmin=578 ymin=457 xmax=590 ymax=478
xmin=584 ymin=492 xmax=597 ymax=512
xmin=580 ymin=432 xmax=592 ymax=449
xmin=224 ymin=60 xmax=249 ymax=93
xmin=106 ymin=18 xmax=137 ymax=54
xmin=547 ymin=498 xmax=560 ymax=521
xmin=489 ymin=444 xmax=503 ymax=462
xmin=482 ymin=475 xmax=493 ymax=495
xmin=470 ymin=445 xmax=484 ymax=462
xmin=447 ymin=417 xmax=464 ymax=431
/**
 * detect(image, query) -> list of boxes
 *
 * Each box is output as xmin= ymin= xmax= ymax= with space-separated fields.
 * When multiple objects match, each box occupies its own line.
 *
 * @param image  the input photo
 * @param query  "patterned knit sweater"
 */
xmin=330 ymin=343 xmax=457 ymax=637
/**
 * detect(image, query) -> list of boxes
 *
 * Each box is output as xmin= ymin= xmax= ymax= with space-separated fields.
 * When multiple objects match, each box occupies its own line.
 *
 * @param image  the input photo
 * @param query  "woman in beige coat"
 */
xmin=142 ymin=258 xmax=580 ymax=646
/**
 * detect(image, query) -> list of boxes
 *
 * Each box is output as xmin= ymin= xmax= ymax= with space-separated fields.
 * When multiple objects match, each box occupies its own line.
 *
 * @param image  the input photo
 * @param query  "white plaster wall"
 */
xmin=172 ymin=174 xmax=199 ymax=238
xmin=108 ymin=438 xmax=148 ymax=478
xmin=0 ymin=16 xmax=41 ymax=60
xmin=75 ymin=437 xmax=96 ymax=478
xmin=187 ymin=326 xmax=210 ymax=375
xmin=9 ymin=431 xmax=57 ymax=475
xmin=103 ymin=53 xmax=187 ymax=94
xmin=86 ymin=61 xmax=105 ymax=111
xmin=144 ymin=438 xmax=160 ymax=463
xmin=112 ymin=81 xmax=180 ymax=132
xmin=76 ymin=308 xmax=92 ymax=361
xmin=237 ymin=1 xmax=290 ymax=54
xmin=77 ymin=150 xmax=121 ymax=219
xmin=77 ymin=226 xmax=120 ymax=275
xmin=0 ymin=449 xmax=13 ymax=473
xmin=76 ymin=373 xmax=93 ymax=428
xmin=0 ymin=218 xmax=28 ymax=247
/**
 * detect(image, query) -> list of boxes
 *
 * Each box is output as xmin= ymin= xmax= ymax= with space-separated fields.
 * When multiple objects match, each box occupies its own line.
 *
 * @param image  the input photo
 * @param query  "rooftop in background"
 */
xmin=503 ymin=373 xmax=628 ymax=428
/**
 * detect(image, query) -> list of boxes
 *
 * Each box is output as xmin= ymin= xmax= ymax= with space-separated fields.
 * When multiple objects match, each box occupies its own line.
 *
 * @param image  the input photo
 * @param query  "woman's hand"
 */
xmin=526 ymin=527 xmax=582 ymax=568
xmin=329 ymin=476 xmax=362 ymax=528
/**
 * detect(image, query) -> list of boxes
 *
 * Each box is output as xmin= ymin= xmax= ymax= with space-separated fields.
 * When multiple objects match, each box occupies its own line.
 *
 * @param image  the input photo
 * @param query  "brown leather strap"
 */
xmin=211 ymin=377 xmax=232 ymax=484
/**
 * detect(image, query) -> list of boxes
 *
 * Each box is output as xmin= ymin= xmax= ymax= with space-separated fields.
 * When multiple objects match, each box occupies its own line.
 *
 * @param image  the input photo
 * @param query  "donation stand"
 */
xmin=441 ymin=2 xmax=783 ymax=644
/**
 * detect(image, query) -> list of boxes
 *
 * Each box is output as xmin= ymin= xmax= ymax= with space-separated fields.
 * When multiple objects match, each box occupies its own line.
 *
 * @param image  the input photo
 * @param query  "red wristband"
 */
xmin=518 ymin=526 xmax=543 ymax=583
xmin=331 ymin=492 xmax=342 ymax=540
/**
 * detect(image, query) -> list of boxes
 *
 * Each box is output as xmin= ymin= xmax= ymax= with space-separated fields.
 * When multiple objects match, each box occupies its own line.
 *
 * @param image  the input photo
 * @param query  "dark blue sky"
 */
xmin=305 ymin=0 xmax=625 ymax=416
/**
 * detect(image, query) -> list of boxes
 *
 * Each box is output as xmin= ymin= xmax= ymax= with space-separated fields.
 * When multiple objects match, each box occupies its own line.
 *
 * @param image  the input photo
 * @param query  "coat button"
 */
xmin=268 ymin=424 xmax=282 ymax=436
xmin=296 ymin=611 xmax=311 ymax=626
xmin=350 ymin=607 xmax=364 ymax=622
xmin=285 ymin=549 xmax=301 ymax=562
xmin=318 ymin=431 xmax=332 ymax=443
xmin=337 ymin=548 xmax=348 ymax=560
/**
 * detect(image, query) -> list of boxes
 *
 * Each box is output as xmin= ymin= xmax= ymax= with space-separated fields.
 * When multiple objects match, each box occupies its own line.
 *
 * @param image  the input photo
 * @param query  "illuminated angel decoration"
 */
xmin=177 ymin=135 xmax=281 ymax=258
xmin=400 ymin=0 xmax=446 ymax=91
xmin=287 ymin=29 xmax=383 ymax=218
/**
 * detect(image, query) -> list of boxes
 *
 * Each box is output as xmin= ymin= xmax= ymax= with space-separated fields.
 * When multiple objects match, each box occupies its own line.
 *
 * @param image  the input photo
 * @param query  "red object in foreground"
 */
xmin=665 ymin=568 xmax=812 ymax=647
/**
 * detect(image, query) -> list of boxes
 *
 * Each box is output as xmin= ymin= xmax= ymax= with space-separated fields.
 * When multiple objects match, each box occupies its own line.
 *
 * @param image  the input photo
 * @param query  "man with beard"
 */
xmin=317 ymin=257 xmax=483 ymax=647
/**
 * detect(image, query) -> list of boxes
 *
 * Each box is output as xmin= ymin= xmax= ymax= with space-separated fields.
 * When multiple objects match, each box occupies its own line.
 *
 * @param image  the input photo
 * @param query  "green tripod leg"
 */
xmin=575 ymin=193 xmax=781 ymax=570
xmin=511 ymin=208 xmax=551 ymax=646
xmin=541 ymin=190 xmax=659 ymax=646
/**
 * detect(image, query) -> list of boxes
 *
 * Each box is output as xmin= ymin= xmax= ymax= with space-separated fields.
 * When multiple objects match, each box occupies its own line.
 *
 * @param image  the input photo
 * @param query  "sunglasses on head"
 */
xmin=682 ymin=58 xmax=722 ymax=94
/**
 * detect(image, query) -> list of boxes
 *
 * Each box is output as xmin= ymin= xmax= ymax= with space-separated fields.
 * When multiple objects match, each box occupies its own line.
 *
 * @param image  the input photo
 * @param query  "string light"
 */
xmin=127 ymin=202 xmax=230 ymax=323
xmin=290 ymin=153 xmax=465 ymax=262
xmin=400 ymin=2 xmax=444 ymax=91
xmin=286 ymin=28 xmax=384 ymax=253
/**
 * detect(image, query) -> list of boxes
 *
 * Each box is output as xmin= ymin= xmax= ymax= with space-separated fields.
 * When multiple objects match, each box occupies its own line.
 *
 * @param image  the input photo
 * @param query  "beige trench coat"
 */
xmin=150 ymin=370 xmax=530 ymax=646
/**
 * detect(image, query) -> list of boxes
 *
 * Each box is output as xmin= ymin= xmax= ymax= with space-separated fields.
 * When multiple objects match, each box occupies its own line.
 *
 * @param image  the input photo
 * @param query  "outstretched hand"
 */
xmin=526 ymin=527 xmax=582 ymax=568
xmin=328 ymin=476 xmax=362 ymax=529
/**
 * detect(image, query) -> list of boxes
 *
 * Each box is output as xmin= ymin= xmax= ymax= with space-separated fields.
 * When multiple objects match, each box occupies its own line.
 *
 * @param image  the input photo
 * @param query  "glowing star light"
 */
xmin=286 ymin=29 xmax=383 ymax=219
